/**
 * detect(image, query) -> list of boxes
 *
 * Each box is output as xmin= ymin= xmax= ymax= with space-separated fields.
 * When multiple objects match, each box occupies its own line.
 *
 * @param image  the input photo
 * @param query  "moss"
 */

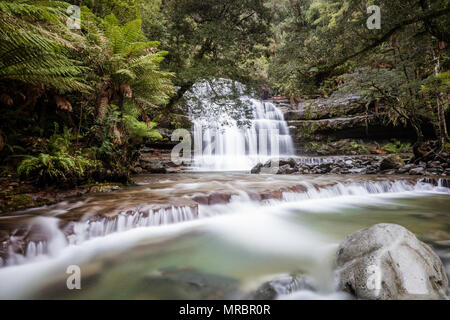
xmin=338 ymin=140 xmax=370 ymax=154
xmin=80 ymin=182 xmax=122 ymax=193
xmin=443 ymin=142 xmax=450 ymax=153
xmin=0 ymin=193 xmax=33 ymax=213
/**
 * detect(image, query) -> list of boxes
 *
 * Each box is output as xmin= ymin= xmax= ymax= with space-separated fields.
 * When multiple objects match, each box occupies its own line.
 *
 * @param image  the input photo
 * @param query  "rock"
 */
xmin=279 ymin=158 xmax=298 ymax=168
xmin=330 ymin=167 xmax=342 ymax=174
xmin=336 ymin=223 xmax=448 ymax=300
xmin=251 ymin=163 xmax=263 ymax=174
xmin=419 ymin=177 xmax=438 ymax=186
xmin=142 ymin=267 xmax=240 ymax=299
xmin=89 ymin=184 xmax=121 ymax=193
xmin=249 ymin=275 xmax=316 ymax=300
xmin=397 ymin=163 xmax=415 ymax=174
xmin=380 ymin=155 xmax=405 ymax=171
xmin=130 ymin=166 xmax=143 ymax=174
xmin=409 ymin=167 xmax=425 ymax=175
xmin=428 ymin=161 xmax=442 ymax=168
xmin=208 ymin=192 xmax=232 ymax=205
xmin=142 ymin=161 xmax=167 ymax=174
xmin=276 ymin=164 xmax=296 ymax=175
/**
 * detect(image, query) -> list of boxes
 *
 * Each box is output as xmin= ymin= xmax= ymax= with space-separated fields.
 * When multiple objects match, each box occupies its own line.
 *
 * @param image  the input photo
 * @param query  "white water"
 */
xmin=2 ymin=179 xmax=448 ymax=269
xmin=0 ymin=178 xmax=448 ymax=299
xmin=188 ymin=80 xmax=294 ymax=171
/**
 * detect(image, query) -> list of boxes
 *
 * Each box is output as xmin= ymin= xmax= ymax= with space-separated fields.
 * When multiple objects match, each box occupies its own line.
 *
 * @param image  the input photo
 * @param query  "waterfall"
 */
xmin=187 ymin=80 xmax=294 ymax=171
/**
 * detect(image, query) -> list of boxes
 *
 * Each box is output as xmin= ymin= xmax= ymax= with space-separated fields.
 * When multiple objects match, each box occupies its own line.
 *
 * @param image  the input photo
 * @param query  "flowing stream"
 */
xmin=0 ymin=174 xmax=449 ymax=299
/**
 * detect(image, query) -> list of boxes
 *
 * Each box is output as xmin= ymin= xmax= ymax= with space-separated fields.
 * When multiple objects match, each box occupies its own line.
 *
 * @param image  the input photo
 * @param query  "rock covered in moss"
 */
xmin=380 ymin=155 xmax=405 ymax=170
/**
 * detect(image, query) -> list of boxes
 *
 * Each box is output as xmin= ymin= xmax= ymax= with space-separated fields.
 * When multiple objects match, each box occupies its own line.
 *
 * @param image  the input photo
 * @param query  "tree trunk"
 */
xmin=97 ymin=81 xmax=113 ymax=119
xmin=0 ymin=131 xmax=4 ymax=152
xmin=412 ymin=120 xmax=426 ymax=160
xmin=436 ymin=95 xmax=449 ymax=147
xmin=432 ymin=44 xmax=449 ymax=150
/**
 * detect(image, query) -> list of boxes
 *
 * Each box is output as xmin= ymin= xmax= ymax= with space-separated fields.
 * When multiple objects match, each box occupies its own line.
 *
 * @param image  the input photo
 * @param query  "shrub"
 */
xmin=17 ymin=125 xmax=99 ymax=184
xmin=382 ymin=140 xmax=412 ymax=154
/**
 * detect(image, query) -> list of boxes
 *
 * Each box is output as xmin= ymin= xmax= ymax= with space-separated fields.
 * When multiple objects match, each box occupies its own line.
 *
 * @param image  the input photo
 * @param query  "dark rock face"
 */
xmin=136 ymin=147 xmax=189 ymax=174
xmin=281 ymin=95 xmax=365 ymax=121
xmin=270 ymin=95 xmax=415 ymax=156
xmin=336 ymin=224 xmax=448 ymax=300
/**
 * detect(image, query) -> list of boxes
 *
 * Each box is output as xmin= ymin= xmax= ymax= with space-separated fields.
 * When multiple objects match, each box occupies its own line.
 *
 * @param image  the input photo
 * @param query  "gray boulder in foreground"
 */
xmin=336 ymin=223 xmax=448 ymax=300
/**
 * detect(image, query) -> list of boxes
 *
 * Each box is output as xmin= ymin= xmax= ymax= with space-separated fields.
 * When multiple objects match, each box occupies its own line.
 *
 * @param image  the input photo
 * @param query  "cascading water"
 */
xmin=187 ymin=80 xmax=294 ymax=171
xmin=0 ymin=174 xmax=449 ymax=299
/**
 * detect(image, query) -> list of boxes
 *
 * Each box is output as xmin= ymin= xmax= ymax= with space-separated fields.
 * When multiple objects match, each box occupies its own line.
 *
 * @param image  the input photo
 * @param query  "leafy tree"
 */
xmin=152 ymin=0 xmax=272 ymax=108
xmin=268 ymin=0 xmax=449 ymax=156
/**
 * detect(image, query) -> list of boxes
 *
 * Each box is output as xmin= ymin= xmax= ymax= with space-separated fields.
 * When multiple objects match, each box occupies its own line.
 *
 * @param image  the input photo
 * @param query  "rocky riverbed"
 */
xmin=251 ymin=154 xmax=450 ymax=177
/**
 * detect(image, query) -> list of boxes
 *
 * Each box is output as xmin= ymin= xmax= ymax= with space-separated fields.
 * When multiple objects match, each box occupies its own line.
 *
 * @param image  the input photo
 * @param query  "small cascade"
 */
xmin=2 ymin=206 xmax=197 ymax=267
xmin=279 ymin=180 xmax=437 ymax=203
xmin=1 ymin=178 xmax=448 ymax=268
xmin=68 ymin=206 xmax=197 ymax=245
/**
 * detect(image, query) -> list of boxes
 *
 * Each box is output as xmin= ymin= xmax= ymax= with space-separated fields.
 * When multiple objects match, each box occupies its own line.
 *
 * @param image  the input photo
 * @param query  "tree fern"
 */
xmin=93 ymin=14 xmax=174 ymax=143
xmin=0 ymin=0 xmax=90 ymax=91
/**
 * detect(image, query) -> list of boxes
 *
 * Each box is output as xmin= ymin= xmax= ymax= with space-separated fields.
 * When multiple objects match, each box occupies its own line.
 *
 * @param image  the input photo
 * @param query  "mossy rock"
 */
xmin=380 ymin=155 xmax=405 ymax=170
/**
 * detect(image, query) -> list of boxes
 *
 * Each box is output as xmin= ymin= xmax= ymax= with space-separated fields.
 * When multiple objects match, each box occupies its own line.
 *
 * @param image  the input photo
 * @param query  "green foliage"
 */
xmin=0 ymin=0 xmax=90 ymax=91
xmin=154 ymin=0 xmax=272 ymax=90
xmin=339 ymin=140 xmax=369 ymax=155
xmin=122 ymin=115 xmax=162 ymax=142
xmin=382 ymin=140 xmax=412 ymax=154
xmin=17 ymin=125 xmax=99 ymax=183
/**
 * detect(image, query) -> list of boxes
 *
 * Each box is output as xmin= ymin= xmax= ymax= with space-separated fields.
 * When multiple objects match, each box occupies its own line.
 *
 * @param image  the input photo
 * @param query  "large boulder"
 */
xmin=380 ymin=155 xmax=405 ymax=170
xmin=336 ymin=223 xmax=448 ymax=300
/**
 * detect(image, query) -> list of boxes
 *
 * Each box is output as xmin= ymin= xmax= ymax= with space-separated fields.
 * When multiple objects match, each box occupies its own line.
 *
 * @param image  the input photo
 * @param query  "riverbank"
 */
xmin=2 ymin=151 xmax=449 ymax=214
xmin=0 ymin=174 xmax=125 ymax=214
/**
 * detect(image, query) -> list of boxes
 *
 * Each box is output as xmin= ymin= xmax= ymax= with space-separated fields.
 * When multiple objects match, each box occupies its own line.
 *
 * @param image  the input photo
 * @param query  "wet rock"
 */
xmin=283 ymin=94 xmax=364 ymax=121
xmin=279 ymin=158 xmax=298 ymax=168
xmin=249 ymin=275 xmax=316 ymax=300
xmin=380 ymin=155 xmax=405 ymax=171
xmin=142 ymin=267 xmax=240 ymax=299
xmin=251 ymin=163 xmax=263 ymax=174
xmin=276 ymin=164 xmax=297 ymax=175
xmin=419 ymin=177 xmax=438 ymax=186
xmin=208 ymin=192 xmax=232 ymax=205
xmin=336 ymin=223 xmax=448 ymax=300
xmin=89 ymin=184 xmax=121 ymax=193
xmin=330 ymin=167 xmax=343 ymax=174
xmin=191 ymin=195 xmax=210 ymax=205
xmin=397 ymin=163 xmax=415 ymax=174
xmin=130 ymin=166 xmax=143 ymax=174
xmin=428 ymin=161 xmax=442 ymax=168
xmin=142 ymin=161 xmax=168 ymax=174
xmin=409 ymin=167 xmax=425 ymax=175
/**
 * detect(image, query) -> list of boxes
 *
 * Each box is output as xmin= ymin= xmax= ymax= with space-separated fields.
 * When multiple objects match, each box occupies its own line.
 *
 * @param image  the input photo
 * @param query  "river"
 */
xmin=0 ymin=173 xmax=449 ymax=299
